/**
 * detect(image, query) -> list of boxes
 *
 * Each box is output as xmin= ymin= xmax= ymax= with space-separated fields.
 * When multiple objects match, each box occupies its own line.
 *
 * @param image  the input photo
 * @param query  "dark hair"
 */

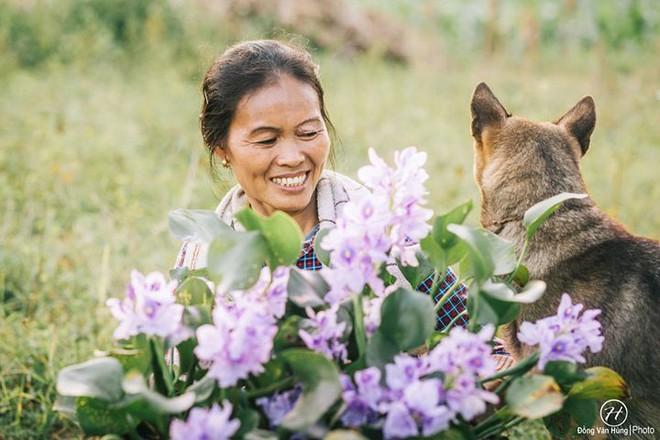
xmin=200 ymin=39 xmax=336 ymax=169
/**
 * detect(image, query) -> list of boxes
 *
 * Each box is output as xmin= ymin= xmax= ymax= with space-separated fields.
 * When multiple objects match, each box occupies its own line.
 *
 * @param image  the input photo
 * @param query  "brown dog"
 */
xmin=470 ymin=82 xmax=659 ymax=435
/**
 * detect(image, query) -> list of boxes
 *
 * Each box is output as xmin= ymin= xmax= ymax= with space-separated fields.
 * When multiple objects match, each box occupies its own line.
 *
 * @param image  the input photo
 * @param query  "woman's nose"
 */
xmin=275 ymin=138 xmax=305 ymax=167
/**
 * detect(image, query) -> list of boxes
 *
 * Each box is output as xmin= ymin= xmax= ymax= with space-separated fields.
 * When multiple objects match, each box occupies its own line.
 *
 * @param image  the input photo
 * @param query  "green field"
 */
xmin=1 ymin=1 xmax=658 ymax=438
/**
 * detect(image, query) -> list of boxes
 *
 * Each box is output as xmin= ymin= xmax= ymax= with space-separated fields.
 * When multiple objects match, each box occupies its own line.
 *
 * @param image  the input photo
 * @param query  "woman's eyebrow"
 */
xmin=296 ymin=117 xmax=323 ymax=128
xmin=248 ymin=126 xmax=281 ymax=136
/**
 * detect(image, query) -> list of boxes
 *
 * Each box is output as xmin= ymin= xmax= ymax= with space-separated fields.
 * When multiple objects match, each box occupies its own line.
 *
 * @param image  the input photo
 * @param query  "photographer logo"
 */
xmin=579 ymin=399 xmax=655 ymax=437
xmin=600 ymin=399 xmax=628 ymax=427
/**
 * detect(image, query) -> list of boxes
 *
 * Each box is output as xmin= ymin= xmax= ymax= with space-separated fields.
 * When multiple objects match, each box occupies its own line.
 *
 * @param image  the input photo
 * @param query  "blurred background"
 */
xmin=1 ymin=0 xmax=658 ymax=437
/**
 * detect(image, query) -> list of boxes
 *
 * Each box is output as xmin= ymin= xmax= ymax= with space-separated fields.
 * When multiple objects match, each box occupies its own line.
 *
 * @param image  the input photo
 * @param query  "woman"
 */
xmin=175 ymin=39 xmax=468 ymax=330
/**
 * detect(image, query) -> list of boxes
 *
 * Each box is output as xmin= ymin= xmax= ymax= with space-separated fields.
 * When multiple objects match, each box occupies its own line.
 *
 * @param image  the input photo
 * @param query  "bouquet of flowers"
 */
xmin=55 ymin=148 xmax=627 ymax=439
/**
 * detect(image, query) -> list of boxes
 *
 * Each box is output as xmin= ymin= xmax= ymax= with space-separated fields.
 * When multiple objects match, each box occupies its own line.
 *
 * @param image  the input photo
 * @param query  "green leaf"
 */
xmin=424 ymin=427 xmax=475 ymax=439
xmin=365 ymin=330 xmax=401 ymax=370
xmin=543 ymin=361 xmax=587 ymax=389
xmin=481 ymin=280 xmax=546 ymax=304
xmin=469 ymin=284 xmax=520 ymax=326
xmin=176 ymin=338 xmax=197 ymax=376
xmin=511 ymin=264 xmax=530 ymax=286
xmin=119 ymin=372 xmax=196 ymax=419
xmin=279 ymin=349 xmax=342 ymax=431
xmin=181 ymin=305 xmax=212 ymax=329
xmin=76 ymin=397 xmax=134 ymax=436
xmin=235 ymin=407 xmax=260 ymax=438
xmin=313 ymin=227 xmax=332 ymax=267
xmin=187 ymin=375 xmax=216 ymax=403
xmin=175 ymin=276 xmax=214 ymax=307
xmin=506 ymin=375 xmax=565 ymax=418
xmin=483 ymin=229 xmax=517 ymax=276
xmin=254 ymin=358 xmax=288 ymax=388
xmin=420 ymin=235 xmax=447 ymax=269
xmin=379 ymin=288 xmax=436 ymax=350
xmin=432 ymin=200 xmax=473 ymax=250
xmin=235 ymin=208 xmax=303 ymax=269
xmin=564 ymin=397 xmax=598 ymax=427
xmin=447 ymin=224 xmax=495 ymax=282
xmin=56 ymin=357 xmax=124 ymax=402
xmin=397 ymin=250 xmax=435 ymax=287
xmin=544 ymin=398 xmax=598 ymax=438
xmin=168 ymin=209 xmax=232 ymax=242
xmin=286 ymin=268 xmax=328 ymax=308
xmin=513 ymin=280 xmax=546 ymax=303
xmin=420 ymin=201 xmax=473 ymax=270
xmin=244 ymin=430 xmax=278 ymax=440
xmin=366 ymin=288 xmax=436 ymax=368
xmin=53 ymin=395 xmax=77 ymax=418
xmin=567 ymin=366 xmax=629 ymax=400
xmin=273 ymin=315 xmax=303 ymax=352
xmin=106 ymin=347 xmax=152 ymax=376
xmin=523 ymin=193 xmax=587 ymax=240
xmin=207 ymin=230 xmax=267 ymax=291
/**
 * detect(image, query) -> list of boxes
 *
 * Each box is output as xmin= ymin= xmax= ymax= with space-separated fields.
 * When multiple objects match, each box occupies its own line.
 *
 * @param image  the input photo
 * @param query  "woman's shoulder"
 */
xmin=319 ymin=170 xmax=370 ymax=200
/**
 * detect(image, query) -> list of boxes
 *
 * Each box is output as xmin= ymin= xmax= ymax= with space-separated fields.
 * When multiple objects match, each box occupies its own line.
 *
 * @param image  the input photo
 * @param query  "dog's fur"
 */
xmin=470 ymin=83 xmax=660 ymax=435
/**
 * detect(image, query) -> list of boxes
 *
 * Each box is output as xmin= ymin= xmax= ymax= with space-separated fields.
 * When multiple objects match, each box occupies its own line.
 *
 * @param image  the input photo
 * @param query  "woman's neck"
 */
xmin=291 ymin=197 xmax=319 ymax=237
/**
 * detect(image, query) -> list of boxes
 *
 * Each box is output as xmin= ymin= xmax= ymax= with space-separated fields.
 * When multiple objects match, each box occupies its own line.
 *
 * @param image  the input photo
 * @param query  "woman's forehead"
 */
xmin=233 ymin=76 xmax=322 ymax=129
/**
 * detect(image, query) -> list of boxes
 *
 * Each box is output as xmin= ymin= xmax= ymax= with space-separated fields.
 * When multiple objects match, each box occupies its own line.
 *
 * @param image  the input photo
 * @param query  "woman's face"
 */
xmin=222 ymin=74 xmax=331 ymax=226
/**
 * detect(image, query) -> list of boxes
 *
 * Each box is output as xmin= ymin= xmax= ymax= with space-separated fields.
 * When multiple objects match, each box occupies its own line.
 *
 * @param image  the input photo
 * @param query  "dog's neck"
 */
xmin=482 ymin=194 xmax=626 ymax=277
xmin=481 ymin=213 xmax=523 ymax=235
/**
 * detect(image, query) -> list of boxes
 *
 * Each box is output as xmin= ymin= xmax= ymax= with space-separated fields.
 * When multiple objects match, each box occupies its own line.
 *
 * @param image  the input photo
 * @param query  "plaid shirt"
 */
xmin=298 ymin=225 xmax=469 ymax=330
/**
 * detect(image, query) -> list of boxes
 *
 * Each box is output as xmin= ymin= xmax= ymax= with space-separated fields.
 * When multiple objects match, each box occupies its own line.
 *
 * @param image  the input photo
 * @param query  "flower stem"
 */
xmin=244 ymin=376 xmax=295 ymax=399
xmin=184 ymin=360 xmax=197 ymax=388
xmin=475 ymin=419 xmax=508 ymax=439
xmin=478 ymin=352 xmax=539 ymax=386
xmin=150 ymin=338 xmax=174 ymax=396
xmin=352 ymin=293 xmax=367 ymax=362
xmin=428 ymin=270 xmax=444 ymax=304
xmin=433 ymin=272 xmax=461 ymax=313
xmin=507 ymin=238 xmax=529 ymax=284
xmin=440 ymin=309 xmax=469 ymax=334
xmin=473 ymin=407 xmax=512 ymax=438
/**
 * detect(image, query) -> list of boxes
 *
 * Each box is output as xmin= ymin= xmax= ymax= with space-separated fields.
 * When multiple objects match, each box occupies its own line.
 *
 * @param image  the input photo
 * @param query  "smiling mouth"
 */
xmin=271 ymin=172 xmax=307 ymax=188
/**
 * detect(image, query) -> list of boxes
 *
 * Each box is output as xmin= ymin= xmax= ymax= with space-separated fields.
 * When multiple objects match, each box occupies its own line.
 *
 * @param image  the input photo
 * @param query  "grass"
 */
xmin=1 ymin=5 xmax=659 ymax=439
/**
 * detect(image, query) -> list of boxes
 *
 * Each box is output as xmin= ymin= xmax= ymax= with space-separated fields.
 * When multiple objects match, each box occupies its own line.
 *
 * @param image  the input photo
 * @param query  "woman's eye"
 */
xmin=300 ymin=130 xmax=320 ymax=138
xmin=256 ymin=138 xmax=277 ymax=146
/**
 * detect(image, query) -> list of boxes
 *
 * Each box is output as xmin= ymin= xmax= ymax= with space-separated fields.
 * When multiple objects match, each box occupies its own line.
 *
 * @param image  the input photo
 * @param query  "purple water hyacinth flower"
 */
xmin=403 ymin=379 xmax=453 ymax=437
xmin=169 ymin=401 xmax=240 ymax=440
xmin=264 ymin=266 xmax=290 ymax=319
xmin=385 ymin=353 xmax=429 ymax=392
xmin=340 ymin=368 xmax=388 ymax=428
xmin=445 ymin=373 xmax=499 ymax=421
xmin=195 ymin=296 xmax=277 ymax=387
xmin=358 ymin=148 xmax=395 ymax=194
xmin=358 ymin=147 xmax=433 ymax=268
xmin=299 ymin=305 xmax=348 ymax=362
xmin=321 ymin=194 xmax=392 ymax=302
xmin=341 ymin=326 xmax=501 ymax=435
xmin=216 ymin=266 xmax=290 ymax=319
xmin=427 ymin=324 xmax=497 ymax=378
xmin=423 ymin=325 xmax=499 ymax=423
xmin=517 ymin=293 xmax=604 ymax=369
xmin=383 ymin=401 xmax=419 ymax=439
xmin=106 ymin=270 xmax=184 ymax=341
xmin=256 ymin=386 xmax=302 ymax=428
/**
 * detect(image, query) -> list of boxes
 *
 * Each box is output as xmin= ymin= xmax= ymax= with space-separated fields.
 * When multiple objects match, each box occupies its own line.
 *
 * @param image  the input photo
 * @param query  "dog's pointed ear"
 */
xmin=556 ymin=96 xmax=596 ymax=156
xmin=470 ymin=82 xmax=510 ymax=142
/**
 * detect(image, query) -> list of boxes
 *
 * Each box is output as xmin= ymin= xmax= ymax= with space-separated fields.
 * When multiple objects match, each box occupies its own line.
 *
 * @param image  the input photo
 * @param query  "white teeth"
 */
xmin=272 ymin=174 xmax=306 ymax=187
